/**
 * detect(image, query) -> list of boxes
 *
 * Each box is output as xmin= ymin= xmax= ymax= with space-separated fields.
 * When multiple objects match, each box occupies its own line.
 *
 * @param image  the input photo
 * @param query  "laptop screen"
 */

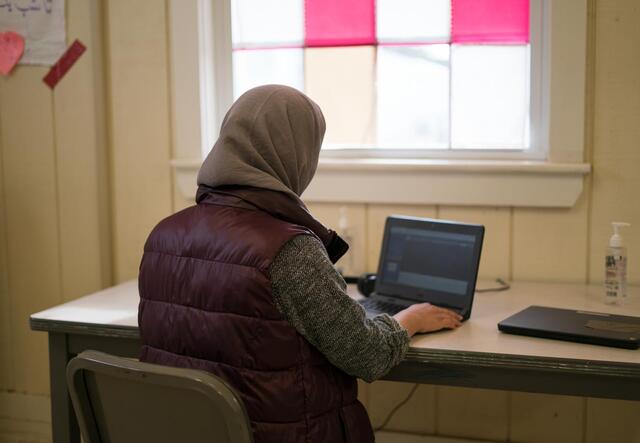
xmin=375 ymin=216 xmax=484 ymax=312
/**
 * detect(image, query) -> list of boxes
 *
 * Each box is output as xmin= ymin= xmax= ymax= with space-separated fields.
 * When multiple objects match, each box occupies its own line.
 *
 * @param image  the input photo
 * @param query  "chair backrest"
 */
xmin=66 ymin=350 xmax=254 ymax=443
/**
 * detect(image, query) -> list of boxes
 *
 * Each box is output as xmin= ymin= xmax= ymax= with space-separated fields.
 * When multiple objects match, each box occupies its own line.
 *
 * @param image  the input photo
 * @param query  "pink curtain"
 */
xmin=305 ymin=0 xmax=376 ymax=47
xmin=452 ymin=0 xmax=529 ymax=44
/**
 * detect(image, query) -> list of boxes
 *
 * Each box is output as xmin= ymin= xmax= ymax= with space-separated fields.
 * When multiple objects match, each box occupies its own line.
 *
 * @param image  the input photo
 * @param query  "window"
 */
xmin=230 ymin=0 xmax=535 ymax=157
xmin=168 ymin=0 xmax=590 ymax=207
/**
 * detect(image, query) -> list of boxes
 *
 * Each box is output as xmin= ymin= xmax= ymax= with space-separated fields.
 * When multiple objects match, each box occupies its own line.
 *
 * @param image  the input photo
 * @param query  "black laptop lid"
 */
xmin=374 ymin=216 xmax=484 ymax=315
xmin=498 ymin=305 xmax=640 ymax=349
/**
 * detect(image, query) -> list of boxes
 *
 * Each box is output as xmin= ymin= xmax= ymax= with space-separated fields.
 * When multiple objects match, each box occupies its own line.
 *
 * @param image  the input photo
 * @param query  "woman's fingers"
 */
xmin=406 ymin=303 xmax=463 ymax=333
xmin=435 ymin=306 xmax=463 ymax=321
xmin=441 ymin=317 xmax=462 ymax=329
xmin=435 ymin=308 xmax=462 ymax=321
xmin=437 ymin=313 xmax=462 ymax=329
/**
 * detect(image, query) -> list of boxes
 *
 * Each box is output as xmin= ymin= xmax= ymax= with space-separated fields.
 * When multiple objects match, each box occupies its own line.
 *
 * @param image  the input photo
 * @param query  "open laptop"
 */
xmin=498 ymin=306 xmax=640 ymax=349
xmin=359 ymin=216 xmax=484 ymax=320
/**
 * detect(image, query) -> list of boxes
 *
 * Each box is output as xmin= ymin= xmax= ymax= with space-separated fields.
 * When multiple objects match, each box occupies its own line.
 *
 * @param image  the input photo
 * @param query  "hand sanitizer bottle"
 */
xmin=336 ymin=206 xmax=354 ymax=278
xmin=604 ymin=222 xmax=630 ymax=304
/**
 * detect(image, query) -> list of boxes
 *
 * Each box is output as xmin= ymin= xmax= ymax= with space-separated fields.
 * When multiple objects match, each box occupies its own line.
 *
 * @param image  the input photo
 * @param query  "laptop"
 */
xmin=359 ymin=216 xmax=484 ymax=320
xmin=498 ymin=306 xmax=640 ymax=349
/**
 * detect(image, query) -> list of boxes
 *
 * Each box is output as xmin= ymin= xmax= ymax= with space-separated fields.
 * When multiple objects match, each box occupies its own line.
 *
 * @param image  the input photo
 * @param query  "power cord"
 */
xmin=370 ymin=278 xmax=508 ymax=433
xmin=343 ymin=275 xmax=360 ymax=284
xmin=373 ymin=383 xmax=420 ymax=432
xmin=475 ymin=277 xmax=510 ymax=293
xmin=348 ymin=275 xmax=510 ymax=296
xmin=370 ymin=278 xmax=509 ymax=433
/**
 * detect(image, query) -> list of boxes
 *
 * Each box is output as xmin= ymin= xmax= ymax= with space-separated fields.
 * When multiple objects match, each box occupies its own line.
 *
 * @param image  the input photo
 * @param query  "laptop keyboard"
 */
xmin=359 ymin=298 xmax=405 ymax=315
xmin=359 ymin=298 xmax=464 ymax=317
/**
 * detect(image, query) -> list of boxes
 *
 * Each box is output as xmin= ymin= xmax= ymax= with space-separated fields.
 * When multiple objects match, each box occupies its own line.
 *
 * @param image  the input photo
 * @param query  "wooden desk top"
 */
xmin=31 ymin=280 xmax=640 ymax=366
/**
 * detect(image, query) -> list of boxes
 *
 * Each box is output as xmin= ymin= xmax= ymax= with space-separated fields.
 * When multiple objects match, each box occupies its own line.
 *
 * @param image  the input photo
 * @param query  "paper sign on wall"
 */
xmin=0 ymin=0 xmax=65 ymax=65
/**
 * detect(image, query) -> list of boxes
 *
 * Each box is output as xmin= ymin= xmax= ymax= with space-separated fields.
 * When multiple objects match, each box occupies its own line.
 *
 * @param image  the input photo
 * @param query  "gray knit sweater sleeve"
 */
xmin=269 ymin=234 xmax=410 ymax=383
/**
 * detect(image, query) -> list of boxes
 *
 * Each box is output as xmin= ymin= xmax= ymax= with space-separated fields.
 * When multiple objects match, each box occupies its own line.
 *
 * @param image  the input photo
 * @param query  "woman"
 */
xmin=138 ymin=85 xmax=462 ymax=442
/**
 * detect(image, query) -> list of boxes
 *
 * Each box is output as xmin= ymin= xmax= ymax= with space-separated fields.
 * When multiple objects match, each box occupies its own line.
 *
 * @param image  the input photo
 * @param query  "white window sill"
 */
xmin=171 ymin=158 xmax=591 ymax=208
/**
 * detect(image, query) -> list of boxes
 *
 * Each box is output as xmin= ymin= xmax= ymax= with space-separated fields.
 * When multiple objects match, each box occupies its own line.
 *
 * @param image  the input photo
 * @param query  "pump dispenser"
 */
xmin=604 ymin=222 xmax=630 ymax=304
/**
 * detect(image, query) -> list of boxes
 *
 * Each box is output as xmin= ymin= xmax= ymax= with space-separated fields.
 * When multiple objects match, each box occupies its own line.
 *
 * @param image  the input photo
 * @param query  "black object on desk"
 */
xmin=498 ymin=305 xmax=640 ymax=349
xmin=356 ymin=273 xmax=377 ymax=296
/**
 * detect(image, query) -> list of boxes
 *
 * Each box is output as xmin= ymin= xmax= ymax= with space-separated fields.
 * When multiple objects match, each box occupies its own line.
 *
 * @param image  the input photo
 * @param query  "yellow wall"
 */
xmin=0 ymin=0 xmax=112 ymax=439
xmin=0 ymin=0 xmax=639 ymax=441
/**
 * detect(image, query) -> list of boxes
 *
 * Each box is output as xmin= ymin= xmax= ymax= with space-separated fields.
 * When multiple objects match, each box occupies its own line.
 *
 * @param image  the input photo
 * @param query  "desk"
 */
xmin=31 ymin=281 xmax=640 ymax=443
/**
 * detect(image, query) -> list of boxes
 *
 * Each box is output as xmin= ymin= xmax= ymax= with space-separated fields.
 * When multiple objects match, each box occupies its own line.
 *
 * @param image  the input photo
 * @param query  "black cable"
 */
xmin=373 ymin=383 xmax=420 ymax=432
xmin=362 ymin=278 xmax=508 ymax=434
xmin=475 ymin=277 xmax=510 ymax=293
xmin=343 ymin=275 xmax=360 ymax=284
xmin=348 ymin=275 xmax=510 ymax=294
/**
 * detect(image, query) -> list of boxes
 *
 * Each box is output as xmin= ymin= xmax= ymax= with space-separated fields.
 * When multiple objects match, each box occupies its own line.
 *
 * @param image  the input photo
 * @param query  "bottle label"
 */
xmin=605 ymin=254 xmax=627 ymax=300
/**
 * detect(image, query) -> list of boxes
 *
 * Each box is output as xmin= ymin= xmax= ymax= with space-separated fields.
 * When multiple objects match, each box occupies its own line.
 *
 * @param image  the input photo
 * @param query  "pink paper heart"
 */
xmin=0 ymin=31 xmax=25 ymax=76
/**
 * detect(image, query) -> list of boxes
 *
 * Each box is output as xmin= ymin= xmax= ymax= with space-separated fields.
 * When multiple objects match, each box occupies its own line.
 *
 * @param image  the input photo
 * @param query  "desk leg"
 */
xmin=49 ymin=332 xmax=80 ymax=443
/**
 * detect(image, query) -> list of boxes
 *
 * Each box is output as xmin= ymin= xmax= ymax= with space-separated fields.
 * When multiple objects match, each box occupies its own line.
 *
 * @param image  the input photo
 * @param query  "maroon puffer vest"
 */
xmin=138 ymin=192 xmax=374 ymax=443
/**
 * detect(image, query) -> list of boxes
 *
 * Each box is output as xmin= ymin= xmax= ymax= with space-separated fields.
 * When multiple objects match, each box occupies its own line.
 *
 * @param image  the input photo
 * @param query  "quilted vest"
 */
xmin=138 ymin=191 xmax=374 ymax=443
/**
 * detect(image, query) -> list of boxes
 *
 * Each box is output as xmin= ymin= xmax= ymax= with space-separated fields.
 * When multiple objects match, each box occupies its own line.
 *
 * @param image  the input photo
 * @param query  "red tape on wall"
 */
xmin=43 ymin=39 xmax=86 ymax=89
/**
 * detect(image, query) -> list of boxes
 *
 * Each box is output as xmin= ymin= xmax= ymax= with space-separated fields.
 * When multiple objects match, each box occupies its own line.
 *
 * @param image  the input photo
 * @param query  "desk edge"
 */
xmin=29 ymin=319 xmax=640 ymax=378
xmin=30 ymin=318 xmax=140 ymax=339
xmin=404 ymin=348 xmax=640 ymax=378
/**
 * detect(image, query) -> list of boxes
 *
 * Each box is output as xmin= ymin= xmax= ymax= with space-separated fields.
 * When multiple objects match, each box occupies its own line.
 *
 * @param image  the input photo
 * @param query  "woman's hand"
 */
xmin=393 ymin=303 xmax=463 ymax=337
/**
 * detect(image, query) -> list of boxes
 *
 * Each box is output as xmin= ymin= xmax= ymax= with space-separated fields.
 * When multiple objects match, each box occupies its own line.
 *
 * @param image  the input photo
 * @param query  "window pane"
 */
xmin=376 ymin=0 xmax=451 ymax=44
xmin=451 ymin=0 xmax=529 ymax=44
xmin=231 ymin=0 xmax=304 ymax=48
xmin=450 ymin=45 xmax=529 ymax=149
xmin=377 ymin=45 xmax=450 ymax=149
xmin=305 ymin=47 xmax=376 ymax=146
xmin=232 ymin=49 xmax=304 ymax=99
xmin=305 ymin=0 xmax=376 ymax=47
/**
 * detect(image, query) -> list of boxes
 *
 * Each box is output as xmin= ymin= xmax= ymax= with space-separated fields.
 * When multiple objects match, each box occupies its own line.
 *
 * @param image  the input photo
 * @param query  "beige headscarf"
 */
xmin=197 ymin=85 xmax=326 ymax=199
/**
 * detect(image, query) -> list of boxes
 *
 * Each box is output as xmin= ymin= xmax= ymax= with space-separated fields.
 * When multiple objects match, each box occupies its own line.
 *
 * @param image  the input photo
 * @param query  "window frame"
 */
xmin=168 ymin=0 xmax=590 ymax=208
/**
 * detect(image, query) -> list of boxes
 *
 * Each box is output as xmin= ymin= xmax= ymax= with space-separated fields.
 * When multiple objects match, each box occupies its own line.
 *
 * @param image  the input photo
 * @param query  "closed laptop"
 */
xmin=498 ymin=305 xmax=640 ymax=349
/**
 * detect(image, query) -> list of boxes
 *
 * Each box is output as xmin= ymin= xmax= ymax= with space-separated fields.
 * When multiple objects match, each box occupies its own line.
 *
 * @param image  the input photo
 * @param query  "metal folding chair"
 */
xmin=66 ymin=350 xmax=253 ymax=443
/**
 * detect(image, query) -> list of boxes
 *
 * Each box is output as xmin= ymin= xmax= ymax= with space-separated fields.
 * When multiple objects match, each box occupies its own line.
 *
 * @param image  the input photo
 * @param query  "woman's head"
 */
xmin=197 ymin=85 xmax=326 ymax=198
